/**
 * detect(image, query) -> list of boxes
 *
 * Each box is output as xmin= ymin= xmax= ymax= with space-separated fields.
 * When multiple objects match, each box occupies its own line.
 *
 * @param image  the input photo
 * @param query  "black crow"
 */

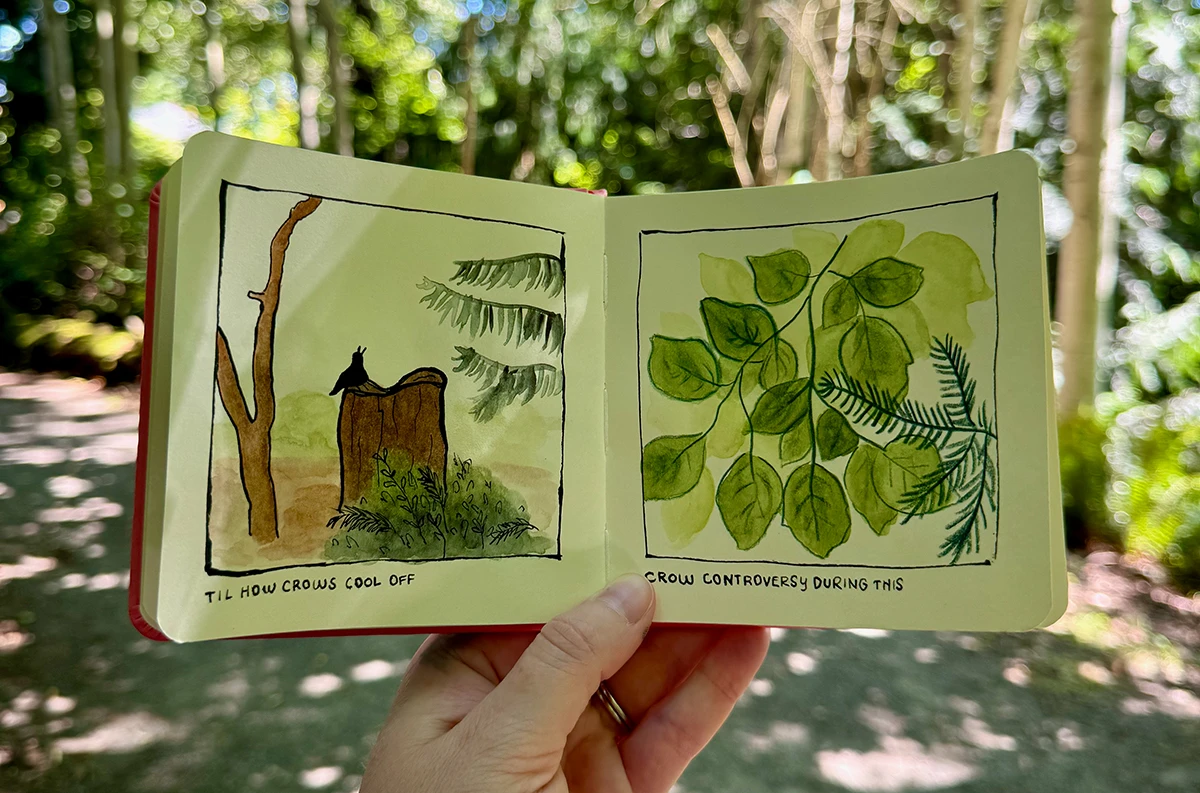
xmin=330 ymin=347 xmax=370 ymax=395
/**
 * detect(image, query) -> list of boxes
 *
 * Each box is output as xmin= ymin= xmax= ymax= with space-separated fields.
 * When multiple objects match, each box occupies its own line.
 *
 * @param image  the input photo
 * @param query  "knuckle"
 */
xmin=534 ymin=616 xmax=599 ymax=673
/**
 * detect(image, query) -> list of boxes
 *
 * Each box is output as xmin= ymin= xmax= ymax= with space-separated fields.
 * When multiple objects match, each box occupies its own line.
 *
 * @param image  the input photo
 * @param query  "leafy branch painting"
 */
xmin=418 ymin=247 xmax=566 ymax=421
xmin=641 ymin=219 xmax=997 ymax=564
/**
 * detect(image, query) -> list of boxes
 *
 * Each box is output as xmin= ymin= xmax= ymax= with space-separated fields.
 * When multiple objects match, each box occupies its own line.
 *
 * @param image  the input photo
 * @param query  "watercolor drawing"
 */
xmin=638 ymin=197 xmax=999 ymax=568
xmin=207 ymin=184 xmax=564 ymax=574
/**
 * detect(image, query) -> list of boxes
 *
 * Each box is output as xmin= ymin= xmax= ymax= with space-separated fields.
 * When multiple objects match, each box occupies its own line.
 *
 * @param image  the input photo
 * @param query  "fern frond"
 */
xmin=419 ymin=279 xmax=565 ymax=353
xmin=488 ymin=518 xmax=537 ymax=545
xmin=453 ymin=346 xmax=564 ymax=422
xmin=328 ymin=505 xmax=394 ymax=534
xmin=816 ymin=372 xmax=964 ymax=447
xmin=930 ymin=335 xmax=977 ymax=426
xmin=451 ymin=253 xmax=565 ymax=297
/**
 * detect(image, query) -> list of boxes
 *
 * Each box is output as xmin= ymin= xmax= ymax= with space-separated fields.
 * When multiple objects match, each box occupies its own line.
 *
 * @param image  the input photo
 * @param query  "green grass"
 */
xmin=324 ymin=453 xmax=555 ymax=562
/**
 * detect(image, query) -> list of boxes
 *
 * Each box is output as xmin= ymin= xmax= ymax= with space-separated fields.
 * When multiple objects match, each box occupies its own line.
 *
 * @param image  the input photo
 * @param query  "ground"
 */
xmin=1 ymin=371 xmax=1198 ymax=792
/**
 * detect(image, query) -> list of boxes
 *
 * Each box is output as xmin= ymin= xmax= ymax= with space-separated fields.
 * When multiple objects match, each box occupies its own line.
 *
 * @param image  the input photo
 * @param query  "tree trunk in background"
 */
xmin=949 ymin=0 xmax=978 ymax=158
xmin=113 ymin=0 xmax=136 ymax=181
xmin=337 ymin=369 xmax=449 ymax=509
xmin=757 ymin=51 xmax=790 ymax=185
xmin=1093 ymin=0 xmax=1133 ymax=394
xmin=995 ymin=0 xmax=1042 ymax=153
xmin=215 ymin=196 xmax=323 ymax=543
xmin=288 ymin=0 xmax=320 ymax=150
xmin=201 ymin=7 xmax=225 ymax=130
xmin=826 ymin=0 xmax=854 ymax=180
xmin=776 ymin=54 xmax=810 ymax=182
xmin=979 ymin=0 xmax=1028 ymax=156
xmin=460 ymin=19 xmax=478 ymax=175
xmin=1055 ymin=0 xmax=1114 ymax=415
xmin=316 ymin=0 xmax=353 ymax=156
xmin=43 ymin=4 xmax=91 ymax=203
xmin=95 ymin=0 xmax=124 ymax=177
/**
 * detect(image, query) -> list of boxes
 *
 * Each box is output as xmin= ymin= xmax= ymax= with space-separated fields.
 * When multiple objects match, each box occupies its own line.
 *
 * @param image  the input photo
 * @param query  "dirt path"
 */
xmin=1 ymin=372 xmax=1198 ymax=792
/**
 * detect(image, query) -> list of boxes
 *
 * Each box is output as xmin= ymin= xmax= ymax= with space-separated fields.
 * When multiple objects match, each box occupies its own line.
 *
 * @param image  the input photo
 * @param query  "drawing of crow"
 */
xmin=330 ymin=347 xmax=370 ymax=395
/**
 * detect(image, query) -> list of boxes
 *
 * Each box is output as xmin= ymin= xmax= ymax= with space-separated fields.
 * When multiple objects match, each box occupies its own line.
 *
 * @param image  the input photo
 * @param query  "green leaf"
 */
xmin=716 ymin=454 xmax=782 ymax=550
xmin=784 ymin=464 xmax=851 ymax=558
xmin=750 ymin=378 xmax=811 ymax=434
xmin=757 ymin=339 xmax=798 ymax=389
xmin=746 ymin=248 xmax=811 ymax=304
xmin=780 ymin=421 xmax=812 ymax=464
xmin=708 ymin=396 xmax=749 ymax=458
xmin=873 ymin=437 xmax=945 ymax=512
xmin=822 ymin=279 xmax=860 ymax=327
xmin=661 ymin=468 xmax=715 ymax=549
xmin=850 ymin=258 xmax=924 ymax=307
xmin=840 ymin=316 xmax=912 ymax=397
xmin=643 ymin=435 xmax=707 ymax=501
xmin=647 ymin=336 xmax=720 ymax=401
xmin=816 ymin=409 xmax=859 ymax=460
xmin=701 ymin=298 xmax=777 ymax=360
xmin=792 ymin=228 xmax=841 ymax=269
xmin=700 ymin=253 xmax=758 ymax=304
xmin=901 ymin=232 xmax=994 ymax=347
xmin=845 ymin=445 xmax=898 ymax=535
xmin=832 ymin=219 xmax=905 ymax=275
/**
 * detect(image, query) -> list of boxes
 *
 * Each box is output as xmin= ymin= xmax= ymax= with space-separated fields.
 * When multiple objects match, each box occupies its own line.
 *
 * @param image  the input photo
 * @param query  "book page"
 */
xmin=152 ymin=133 xmax=606 ymax=641
xmin=605 ymin=152 xmax=1064 ymax=631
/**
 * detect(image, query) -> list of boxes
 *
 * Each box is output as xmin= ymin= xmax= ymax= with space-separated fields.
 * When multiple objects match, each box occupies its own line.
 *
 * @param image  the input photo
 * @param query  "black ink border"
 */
xmin=206 ymin=181 xmax=567 ymax=577
xmin=636 ymin=193 xmax=1001 ymax=570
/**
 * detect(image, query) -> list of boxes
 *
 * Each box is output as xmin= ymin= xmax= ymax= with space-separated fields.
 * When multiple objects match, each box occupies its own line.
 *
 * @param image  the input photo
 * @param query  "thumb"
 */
xmin=467 ymin=574 xmax=654 ymax=744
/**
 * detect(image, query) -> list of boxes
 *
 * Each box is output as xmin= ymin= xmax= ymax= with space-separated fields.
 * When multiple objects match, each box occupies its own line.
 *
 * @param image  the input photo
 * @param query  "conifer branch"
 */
xmin=419 ymin=279 xmax=565 ymax=353
xmin=451 ymin=252 xmax=565 ymax=297
xmin=452 ymin=346 xmax=564 ymax=422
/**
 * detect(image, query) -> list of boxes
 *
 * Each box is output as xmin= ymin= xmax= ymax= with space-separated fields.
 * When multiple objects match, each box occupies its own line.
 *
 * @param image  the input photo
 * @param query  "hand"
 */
xmin=360 ymin=575 xmax=770 ymax=793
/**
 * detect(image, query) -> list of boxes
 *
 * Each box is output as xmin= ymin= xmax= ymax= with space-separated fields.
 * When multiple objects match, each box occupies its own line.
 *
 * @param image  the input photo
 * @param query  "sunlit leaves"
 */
xmin=746 ymin=248 xmax=811 ymax=304
xmin=784 ymin=463 xmax=851 ymax=558
xmin=700 ymin=298 xmax=777 ymax=360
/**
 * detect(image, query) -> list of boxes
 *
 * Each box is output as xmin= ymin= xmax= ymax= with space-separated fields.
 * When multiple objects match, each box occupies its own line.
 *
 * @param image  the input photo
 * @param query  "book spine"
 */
xmin=128 ymin=180 xmax=170 ymax=642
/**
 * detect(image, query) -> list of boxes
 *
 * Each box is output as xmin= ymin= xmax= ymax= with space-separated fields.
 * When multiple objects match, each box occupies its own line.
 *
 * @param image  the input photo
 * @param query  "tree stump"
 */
xmin=337 ymin=368 xmax=448 ymax=509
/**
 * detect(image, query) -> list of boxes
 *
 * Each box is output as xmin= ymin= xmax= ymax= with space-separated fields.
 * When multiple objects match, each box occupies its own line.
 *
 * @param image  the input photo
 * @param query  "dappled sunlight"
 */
xmin=3 ymin=372 xmax=1199 ymax=791
xmin=55 ymin=712 xmax=187 ymax=754
xmin=816 ymin=737 xmax=979 ymax=792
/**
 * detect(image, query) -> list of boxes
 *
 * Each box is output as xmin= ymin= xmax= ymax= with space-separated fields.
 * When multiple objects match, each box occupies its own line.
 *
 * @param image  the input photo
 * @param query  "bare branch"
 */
xmin=706 ymin=75 xmax=756 ymax=187
xmin=706 ymin=23 xmax=752 ymax=93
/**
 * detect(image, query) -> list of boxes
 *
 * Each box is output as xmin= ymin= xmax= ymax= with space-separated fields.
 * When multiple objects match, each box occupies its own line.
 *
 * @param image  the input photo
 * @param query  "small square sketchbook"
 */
xmin=131 ymin=132 xmax=1065 ymax=642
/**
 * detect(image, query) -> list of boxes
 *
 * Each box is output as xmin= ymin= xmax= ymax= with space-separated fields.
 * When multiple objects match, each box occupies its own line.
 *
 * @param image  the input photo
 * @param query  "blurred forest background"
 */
xmin=0 ymin=0 xmax=1198 ymax=590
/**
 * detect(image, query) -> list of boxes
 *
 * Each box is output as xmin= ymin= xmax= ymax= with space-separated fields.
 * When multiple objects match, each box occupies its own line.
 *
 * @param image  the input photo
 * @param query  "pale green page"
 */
xmin=605 ymin=152 xmax=1064 ymax=631
xmin=154 ymin=133 xmax=606 ymax=641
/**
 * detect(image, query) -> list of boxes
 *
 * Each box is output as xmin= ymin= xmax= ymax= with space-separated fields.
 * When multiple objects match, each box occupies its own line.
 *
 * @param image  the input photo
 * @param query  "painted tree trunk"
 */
xmin=337 ymin=368 xmax=449 ymax=509
xmin=216 ymin=196 xmax=323 ymax=544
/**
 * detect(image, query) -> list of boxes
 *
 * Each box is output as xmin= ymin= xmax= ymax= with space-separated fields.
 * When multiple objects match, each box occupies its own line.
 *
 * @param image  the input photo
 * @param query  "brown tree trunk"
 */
xmin=337 ymin=369 xmax=449 ymax=508
xmin=215 ymin=196 xmax=323 ymax=543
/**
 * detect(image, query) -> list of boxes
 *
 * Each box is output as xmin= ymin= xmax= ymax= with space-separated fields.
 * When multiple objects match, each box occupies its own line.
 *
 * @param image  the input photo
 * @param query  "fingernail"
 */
xmin=597 ymin=574 xmax=654 ymax=624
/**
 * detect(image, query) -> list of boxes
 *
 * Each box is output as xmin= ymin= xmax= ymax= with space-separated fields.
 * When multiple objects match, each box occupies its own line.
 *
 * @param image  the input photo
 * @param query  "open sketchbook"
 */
xmin=131 ymin=132 xmax=1065 ymax=642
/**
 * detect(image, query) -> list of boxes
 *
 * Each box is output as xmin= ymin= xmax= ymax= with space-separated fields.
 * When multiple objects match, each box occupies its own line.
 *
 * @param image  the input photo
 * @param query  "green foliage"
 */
xmin=816 ymin=410 xmax=858 ymax=461
xmin=643 ymin=221 xmax=998 ymax=563
xmin=783 ymin=463 xmax=851 ymax=558
xmin=642 ymin=434 xmax=707 ymax=501
xmin=451 ymin=346 xmax=563 ymax=421
xmin=716 ymin=453 xmax=781 ymax=550
xmin=648 ymin=336 xmax=721 ymax=401
xmin=420 ymin=250 xmax=566 ymax=422
xmin=326 ymin=453 xmax=554 ymax=561
xmin=700 ymin=298 xmax=777 ymax=361
xmin=451 ymin=253 xmax=565 ymax=298
xmin=746 ymin=249 xmax=811 ymax=304
xmin=419 ymin=278 xmax=565 ymax=354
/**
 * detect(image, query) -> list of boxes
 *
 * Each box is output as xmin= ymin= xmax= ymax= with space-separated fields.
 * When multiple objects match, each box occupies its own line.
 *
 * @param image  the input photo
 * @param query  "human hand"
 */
xmin=360 ymin=575 xmax=770 ymax=793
